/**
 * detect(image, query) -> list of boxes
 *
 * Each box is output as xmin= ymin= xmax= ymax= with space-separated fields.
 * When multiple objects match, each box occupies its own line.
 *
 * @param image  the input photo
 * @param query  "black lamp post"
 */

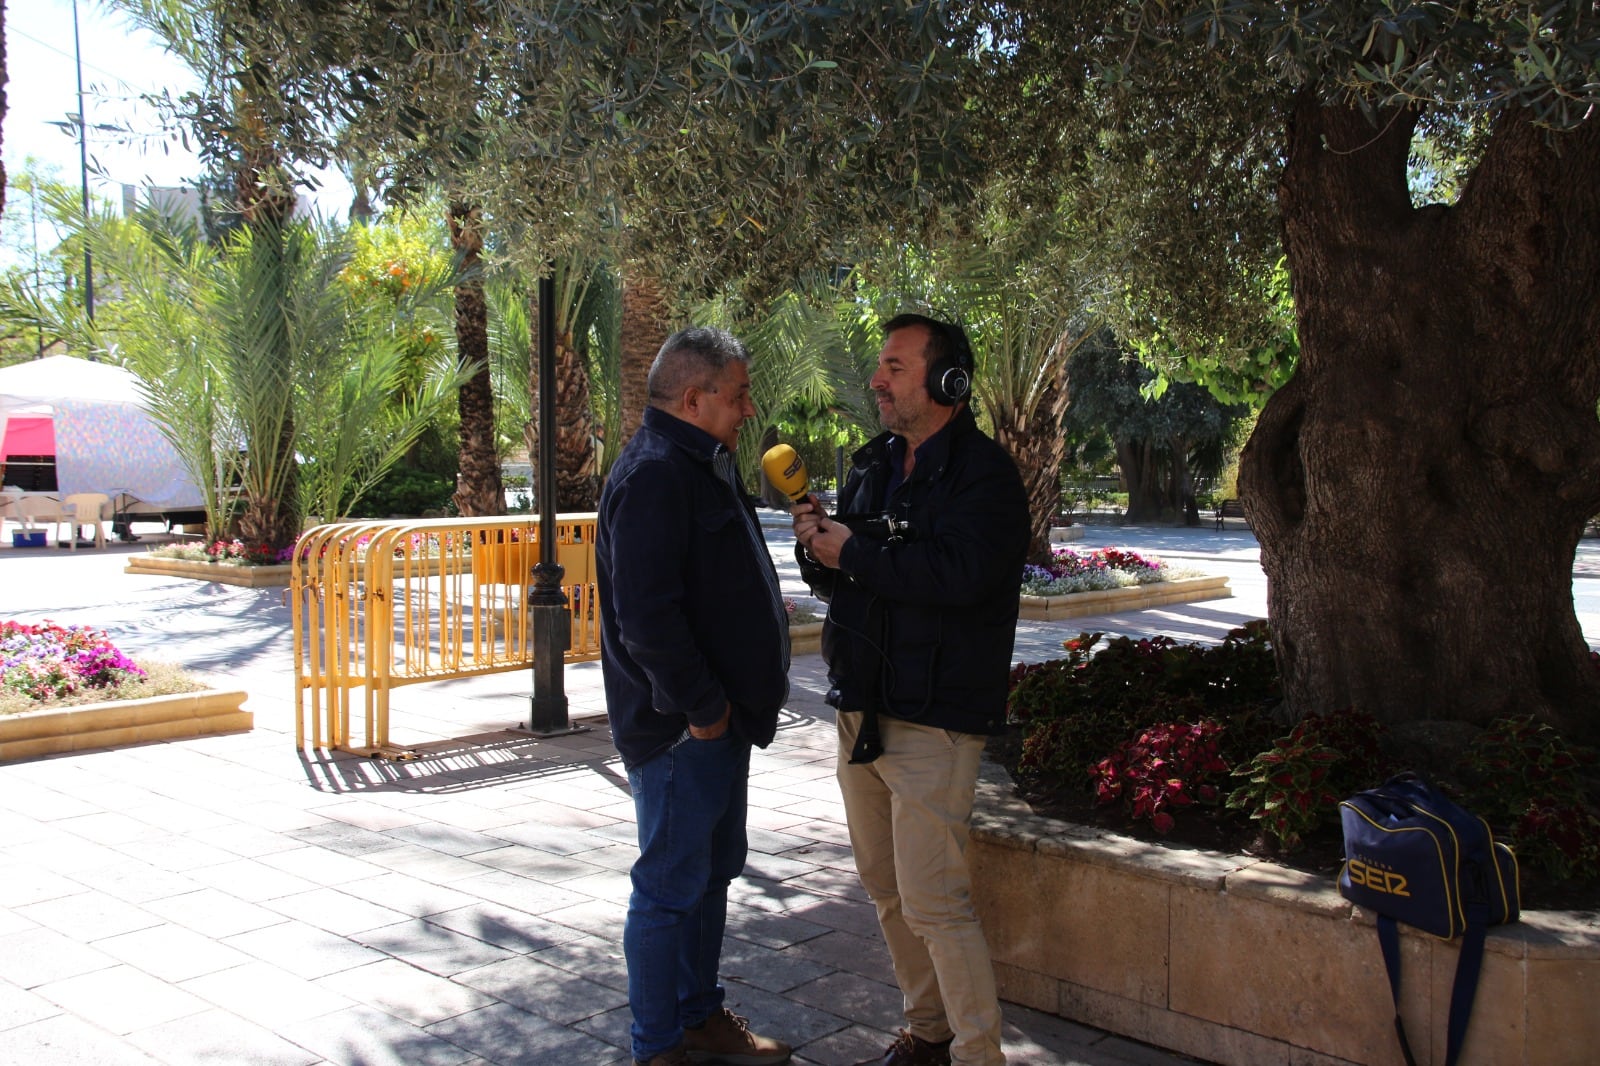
xmin=524 ymin=271 xmax=584 ymax=736
xmin=71 ymin=0 xmax=94 ymax=326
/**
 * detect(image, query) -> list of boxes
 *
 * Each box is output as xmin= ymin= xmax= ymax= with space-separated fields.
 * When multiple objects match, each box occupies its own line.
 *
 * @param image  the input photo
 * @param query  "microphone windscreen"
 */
xmin=761 ymin=443 xmax=809 ymax=502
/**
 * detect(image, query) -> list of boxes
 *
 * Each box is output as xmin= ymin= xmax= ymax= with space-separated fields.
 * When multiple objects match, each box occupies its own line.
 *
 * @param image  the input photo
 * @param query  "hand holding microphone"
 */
xmin=762 ymin=443 xmax=849 ymax=568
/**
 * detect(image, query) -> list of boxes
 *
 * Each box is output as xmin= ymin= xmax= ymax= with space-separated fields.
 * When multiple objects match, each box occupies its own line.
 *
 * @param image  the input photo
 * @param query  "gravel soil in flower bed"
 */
xmin=986 ymin=729 xmax=1600 ymax=913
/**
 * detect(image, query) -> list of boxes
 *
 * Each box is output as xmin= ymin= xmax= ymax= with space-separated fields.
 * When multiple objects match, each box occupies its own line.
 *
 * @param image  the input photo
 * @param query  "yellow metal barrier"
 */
xmin=291 ymin=514 xmax=600 ymax=756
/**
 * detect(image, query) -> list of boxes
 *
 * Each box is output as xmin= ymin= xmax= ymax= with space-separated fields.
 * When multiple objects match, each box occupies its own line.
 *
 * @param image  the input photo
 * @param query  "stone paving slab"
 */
xmin=0 ymin=522 xmax=1321 ymax=1066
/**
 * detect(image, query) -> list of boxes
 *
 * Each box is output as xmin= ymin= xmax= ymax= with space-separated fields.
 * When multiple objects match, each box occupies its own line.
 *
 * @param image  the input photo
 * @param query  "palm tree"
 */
xmin=80 ymin=204 xmax=235 ymax=539
xmin=85 ymin=205 xmax=469 ymax=537
xmin=227 ymin=192 xmax=301 ymax=548
xmin=447 ymin=201 xmax=501 ymax=516
xmin=114 ymin=0 xmax=306 ymax=548
xmin=618 ymin=270 xmax=672 ymax=452
xmin=852 ymin=231 xmax=1106 ymax=565
xmin=492 ymin=258 xmax=614 ymax=513
xmin=699 ymin=279 xmax=880 ymax=495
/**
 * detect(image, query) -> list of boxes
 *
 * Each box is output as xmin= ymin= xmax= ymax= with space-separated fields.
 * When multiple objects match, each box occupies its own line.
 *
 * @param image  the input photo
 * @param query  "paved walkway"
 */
xmin=2 ymin=517 xmax=1595 ymax=1066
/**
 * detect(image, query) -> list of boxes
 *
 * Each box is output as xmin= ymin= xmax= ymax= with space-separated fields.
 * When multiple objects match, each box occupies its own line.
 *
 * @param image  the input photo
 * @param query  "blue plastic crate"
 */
xmin=10 ymin=530 xmax=46 ymax=548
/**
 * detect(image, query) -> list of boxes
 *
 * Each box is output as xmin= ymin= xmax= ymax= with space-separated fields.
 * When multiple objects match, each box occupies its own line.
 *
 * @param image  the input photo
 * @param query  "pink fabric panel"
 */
xmin=1 ymin=416 xmax=54 ymax=457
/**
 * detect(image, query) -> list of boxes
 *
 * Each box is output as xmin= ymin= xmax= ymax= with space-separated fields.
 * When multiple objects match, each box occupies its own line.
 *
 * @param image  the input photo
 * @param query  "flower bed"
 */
xmin=132 ymin=533 xmax=448 ymax=587
xmin=146 ymin=538 xmax=295 ymax=566
xmin=1004 ymin=626 xmax=1600 ymax=907
xmin=0 ymin=688 xmax=252 ymax=761
xmin=1020 ymin=546 xmax=1173 ymax=596
xmin=0 ymin=621 xmax=249 ymax=760
xmin=1016 ymin=547 xmax=1230 ymax=620
xmin=131 ymin=538 xmax=295 ymax=586
xmin=789 ymin=621 xmax=824 ymax=655
xmin=1 ymin=620 xmax=147 ymax=703
xmin=1018 ymin=575 xmax=1231 ymax=621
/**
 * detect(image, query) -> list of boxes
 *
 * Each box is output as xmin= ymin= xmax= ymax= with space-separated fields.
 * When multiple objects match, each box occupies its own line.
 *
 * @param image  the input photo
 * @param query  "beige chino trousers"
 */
xmin=837 ymin=711 xmax=1006 ymax=1066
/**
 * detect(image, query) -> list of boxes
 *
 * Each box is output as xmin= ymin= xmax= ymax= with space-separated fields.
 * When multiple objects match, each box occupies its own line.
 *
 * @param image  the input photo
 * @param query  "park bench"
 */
xmin=1214 ymin=499 xmax=1249 ymax=530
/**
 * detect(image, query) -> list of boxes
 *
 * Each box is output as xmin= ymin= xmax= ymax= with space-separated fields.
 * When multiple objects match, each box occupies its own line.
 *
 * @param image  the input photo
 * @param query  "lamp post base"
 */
xmin=513 ymin=715 xmax=592 ymax=740
xmin=525 ymin=561 xmax=573 ymax=735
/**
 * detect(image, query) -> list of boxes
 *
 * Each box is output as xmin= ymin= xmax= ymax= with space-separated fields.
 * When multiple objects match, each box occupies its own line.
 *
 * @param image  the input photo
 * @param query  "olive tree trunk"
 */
xmin=1241 ymin=91 xmax=1600 ymax=740
xmin=1117 ymin=438 xmax=1169 ymax=524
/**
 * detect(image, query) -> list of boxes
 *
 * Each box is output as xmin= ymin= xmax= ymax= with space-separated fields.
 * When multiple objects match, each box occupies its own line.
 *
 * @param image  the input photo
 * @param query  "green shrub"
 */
xmin=348 ymin=466 xmax=456 ymax=518
xmin=1460 ymin=714 xmax=1600 ymax=881
xmin=1008 ymin=623 xmax=1280 ymax=794
xmin=1226 ymin=710 xmax=1391 ymax=853
xmin=1009 ymin=630 xmax=1600 ymax=886
xmin=1094 ymin=719 xmax=1230 ymax=833
xmin=1460 ymin=714 xmax=1594 ymax=823
xmin=1513 ymin=800 xmax=1600 ymax=882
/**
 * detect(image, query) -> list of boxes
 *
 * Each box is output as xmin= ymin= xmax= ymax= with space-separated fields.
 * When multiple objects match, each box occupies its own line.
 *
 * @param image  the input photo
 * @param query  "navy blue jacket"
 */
xmin=807 ymin=406 xmax=1028 ymax=736
xmin=596 ymin=406 xmax=790 ymax=770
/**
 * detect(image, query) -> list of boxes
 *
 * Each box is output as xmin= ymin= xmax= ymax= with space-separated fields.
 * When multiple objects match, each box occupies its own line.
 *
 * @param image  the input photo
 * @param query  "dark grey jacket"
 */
xmin=807 ymin=406 xmax=1028 ymax=736
xmin=596 ymin=406 xmax=790 ymax=769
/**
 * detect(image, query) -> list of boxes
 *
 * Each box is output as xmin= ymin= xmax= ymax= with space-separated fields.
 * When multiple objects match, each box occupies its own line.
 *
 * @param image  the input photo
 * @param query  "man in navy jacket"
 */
xmin=597 ymin=326 xmax=792 ymax=1066
xmin=793 ymin=314 xmax=1028 ymax=1066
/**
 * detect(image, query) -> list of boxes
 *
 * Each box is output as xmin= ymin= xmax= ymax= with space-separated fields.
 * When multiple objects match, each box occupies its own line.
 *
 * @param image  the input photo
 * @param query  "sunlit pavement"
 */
xmin=2 ymin=515 xmax=1594 ymax=1065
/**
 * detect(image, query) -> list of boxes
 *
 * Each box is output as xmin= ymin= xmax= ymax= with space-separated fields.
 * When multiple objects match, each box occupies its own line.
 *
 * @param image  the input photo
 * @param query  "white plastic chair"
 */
xmin=61 ymin=493 xmax=111 ymax=550
xmin=13 ymin=494 xmax=66 ymax=545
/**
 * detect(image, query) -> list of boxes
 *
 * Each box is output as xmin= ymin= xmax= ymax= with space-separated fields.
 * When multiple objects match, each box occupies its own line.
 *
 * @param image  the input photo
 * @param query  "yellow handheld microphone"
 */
xmin=761 ymin=443 xmax=810 ymax=503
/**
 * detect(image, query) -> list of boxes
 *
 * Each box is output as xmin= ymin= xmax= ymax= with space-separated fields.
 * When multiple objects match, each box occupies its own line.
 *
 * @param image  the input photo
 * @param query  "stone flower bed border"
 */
xmin=1018 ymin=574 xmax=1231 ymax=621
xmin=789 ymin=575 xmax=1231 ymax=656
xmin=126 ymin=555 xmax=293 ymax=587
xmin=790 ymin=621 xmax=823 ymax=655
xmin=969 ymin=761 xmax=1600 ymax=1066
xmin=125 ymin=554 xmax=450 ymax=588
xmin=0 ymin=689 xmax=252 ymax=762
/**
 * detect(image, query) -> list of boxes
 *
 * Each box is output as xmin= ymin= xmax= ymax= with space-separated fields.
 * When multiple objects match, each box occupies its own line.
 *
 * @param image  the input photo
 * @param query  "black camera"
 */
xmin=836 ymin=512 xmax=915 ymax=544
xmin=794 ymin=511 xmax=916 ymax=596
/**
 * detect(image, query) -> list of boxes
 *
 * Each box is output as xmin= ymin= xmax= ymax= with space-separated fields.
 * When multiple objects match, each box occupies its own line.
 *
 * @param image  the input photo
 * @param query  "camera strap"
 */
xmin=849 ymin=705 xmax=884 ymax=764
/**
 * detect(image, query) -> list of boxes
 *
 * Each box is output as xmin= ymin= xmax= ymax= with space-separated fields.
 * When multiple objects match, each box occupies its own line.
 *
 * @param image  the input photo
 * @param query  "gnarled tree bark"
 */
xmin=1242 ymin=91 xmax=1600 ymax=740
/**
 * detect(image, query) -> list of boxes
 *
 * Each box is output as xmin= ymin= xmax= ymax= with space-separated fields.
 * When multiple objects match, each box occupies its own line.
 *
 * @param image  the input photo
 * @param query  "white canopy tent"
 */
xmin=0 ymin=355 xmax=203 ymax=511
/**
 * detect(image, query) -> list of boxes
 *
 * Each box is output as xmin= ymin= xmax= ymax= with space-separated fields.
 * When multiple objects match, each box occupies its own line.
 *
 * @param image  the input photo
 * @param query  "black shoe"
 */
xmin=852 ymin=1030 xmax=953 ymax=1066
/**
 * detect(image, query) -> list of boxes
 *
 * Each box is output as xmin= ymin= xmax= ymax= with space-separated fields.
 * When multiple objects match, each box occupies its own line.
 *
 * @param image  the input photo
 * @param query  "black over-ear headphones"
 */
xmin=924 ymin=319 xmax=974 ymax=406
xmin=927 ymin=323 xmax=973 ymax=406
xmin=885 ymin=312 xmax=974 ymax=407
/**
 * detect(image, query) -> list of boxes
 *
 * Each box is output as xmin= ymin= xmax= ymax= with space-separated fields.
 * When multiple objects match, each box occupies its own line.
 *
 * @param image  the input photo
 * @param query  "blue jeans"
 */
xmin=625 ymin=732 xmax=751 ymax=1061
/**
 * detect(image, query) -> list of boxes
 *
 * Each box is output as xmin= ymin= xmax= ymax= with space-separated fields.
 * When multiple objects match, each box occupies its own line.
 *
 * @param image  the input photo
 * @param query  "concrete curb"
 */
xmin=0 ymin=688 xmax=252 ymax=761
xmin=1018 ymin=575 xmax=1232 ymax=622
xmin=125 ymin=555 xmax=292 ymax=587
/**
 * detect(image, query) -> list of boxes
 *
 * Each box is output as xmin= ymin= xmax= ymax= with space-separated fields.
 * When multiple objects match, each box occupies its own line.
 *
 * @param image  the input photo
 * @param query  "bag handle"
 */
xmin=1376 ymin=916 xmax=1418 ymax=1066
xmin=1375 ymin=909 xmax=1489 ymax=1066
xmin=1446 ymin=904 xmax=1489 ymax=1066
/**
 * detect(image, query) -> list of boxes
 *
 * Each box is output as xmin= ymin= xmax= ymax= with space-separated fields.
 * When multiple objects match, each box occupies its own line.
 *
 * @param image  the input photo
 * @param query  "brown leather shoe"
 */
xmin=635 ymin=1044 xmax=692 ymax=1066
xmin=682 ymin=1007 xmax=792 ymax=1064
xmin=852 ymin=1029 xmax=954 ymax=1066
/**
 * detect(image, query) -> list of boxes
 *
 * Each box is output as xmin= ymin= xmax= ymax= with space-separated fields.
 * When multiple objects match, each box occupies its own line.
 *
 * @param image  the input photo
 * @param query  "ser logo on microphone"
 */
xmin=761 ymin=444 xmax=810 ymax=503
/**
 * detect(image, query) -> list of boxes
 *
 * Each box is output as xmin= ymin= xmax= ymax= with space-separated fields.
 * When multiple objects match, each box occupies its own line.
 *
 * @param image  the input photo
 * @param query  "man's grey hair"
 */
xmin=647 ymin=327 xmax=751 ymax=406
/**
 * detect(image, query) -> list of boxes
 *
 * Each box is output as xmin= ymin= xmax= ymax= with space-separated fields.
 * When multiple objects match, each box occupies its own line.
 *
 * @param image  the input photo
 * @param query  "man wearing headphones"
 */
xmin=791 ymin=313 xmax=1029 ymax=1066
